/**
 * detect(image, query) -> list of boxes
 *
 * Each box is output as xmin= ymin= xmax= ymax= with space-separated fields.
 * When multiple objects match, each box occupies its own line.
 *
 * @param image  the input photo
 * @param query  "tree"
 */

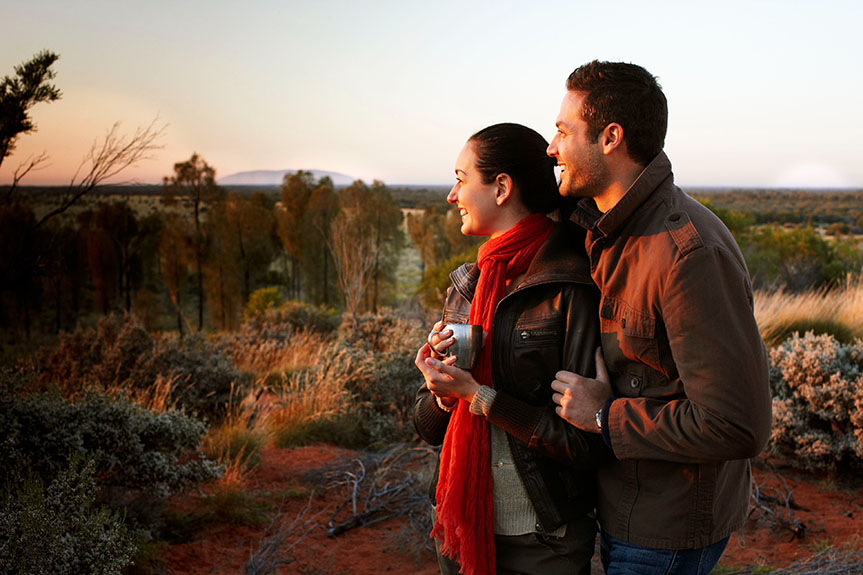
xmin=34 ymin=120 xmax=164 ymax=227
xmin=275 ymin=171 xmax=314 ymax=299
xmin=203 ymin=197 xmax=242 ymax=331
xmin=364 ymin=180 xmax=404 ymax=312
xmin=159 ymin=213 xmax=191 ymax=335
xmin=163 ymin=153 xmax=219 ymax=331
xmin=1 ymin=51 xmax=164 ymax=221
xmin=0 ymin=50 xmax=61 ymax=171
xmin=327 ymin=180 xmax=403 ymax=324
xmin=304 ymin=178 xmax=338 ymax=305
xmin=224 ymin=192 xmax=276 ymax=304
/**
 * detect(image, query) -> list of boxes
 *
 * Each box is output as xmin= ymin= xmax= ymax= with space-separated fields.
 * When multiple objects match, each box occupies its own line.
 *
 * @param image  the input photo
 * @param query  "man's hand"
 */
xmin=551 ymin=348 xmax=612 ymax=433
xmin=415 ymin=343 xmax=480 ymax=402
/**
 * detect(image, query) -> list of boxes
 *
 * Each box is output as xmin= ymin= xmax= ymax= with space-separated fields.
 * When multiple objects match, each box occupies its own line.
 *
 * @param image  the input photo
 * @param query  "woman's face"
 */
xmin=447 ymin=141 xmax=501 ymax=237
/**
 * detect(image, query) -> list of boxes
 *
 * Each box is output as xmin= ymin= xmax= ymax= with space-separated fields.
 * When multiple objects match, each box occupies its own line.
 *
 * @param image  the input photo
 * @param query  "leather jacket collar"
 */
xmin=450 ymin=221 xmax=593 ymax=303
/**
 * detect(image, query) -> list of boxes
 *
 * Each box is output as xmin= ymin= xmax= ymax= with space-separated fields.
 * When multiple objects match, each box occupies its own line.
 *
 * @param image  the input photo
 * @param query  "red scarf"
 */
xmin=431 ymin=213 xmax=553 ymax=575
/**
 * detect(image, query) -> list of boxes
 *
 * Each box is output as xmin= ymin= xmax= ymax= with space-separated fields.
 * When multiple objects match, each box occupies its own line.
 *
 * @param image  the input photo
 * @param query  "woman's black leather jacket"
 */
xmin=413 ymin=221 xmax=604 ymax=532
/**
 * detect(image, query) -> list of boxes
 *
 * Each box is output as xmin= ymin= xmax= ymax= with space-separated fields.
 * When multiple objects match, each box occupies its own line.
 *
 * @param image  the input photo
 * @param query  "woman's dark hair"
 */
xmin=468 ymin=123 xmax=560 ymax=214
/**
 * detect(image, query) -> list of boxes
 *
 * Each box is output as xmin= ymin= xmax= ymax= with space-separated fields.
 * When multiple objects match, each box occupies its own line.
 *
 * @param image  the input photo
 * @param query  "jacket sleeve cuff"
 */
xmin=414 ymin=391 xmax=452 ymax=446
xmin=601 ymin=397 xmax=615 ymax=451
xmin=484 ymin=391 xmax=545 ymax=444
xmin=469 ymin=385 xmax=497 ymax=417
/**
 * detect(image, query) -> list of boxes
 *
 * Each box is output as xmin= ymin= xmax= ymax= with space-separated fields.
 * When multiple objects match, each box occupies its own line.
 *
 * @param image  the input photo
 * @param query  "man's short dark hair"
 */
xmin=566 ymin=60 xmax=668 ymax=166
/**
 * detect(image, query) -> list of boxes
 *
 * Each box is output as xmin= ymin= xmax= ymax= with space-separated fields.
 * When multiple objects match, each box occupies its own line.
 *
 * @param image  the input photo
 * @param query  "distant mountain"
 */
xmin=217 ymin=169 xmax=355 ymax=187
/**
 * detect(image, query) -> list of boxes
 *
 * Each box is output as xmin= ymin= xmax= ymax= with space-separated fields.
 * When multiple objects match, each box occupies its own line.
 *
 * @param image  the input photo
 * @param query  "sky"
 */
xmin=2 ymin=0 xmax=862 ymax=189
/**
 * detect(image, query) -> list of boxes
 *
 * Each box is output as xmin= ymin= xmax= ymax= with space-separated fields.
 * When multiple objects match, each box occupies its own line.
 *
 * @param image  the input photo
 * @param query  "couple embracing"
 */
xmin=414 ymin=60 xmax=772 ymax=575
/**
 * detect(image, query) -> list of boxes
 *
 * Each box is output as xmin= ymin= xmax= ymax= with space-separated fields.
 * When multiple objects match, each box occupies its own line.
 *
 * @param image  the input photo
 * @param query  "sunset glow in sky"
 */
xmin=2 ymin=0 xmax=862 ymax=189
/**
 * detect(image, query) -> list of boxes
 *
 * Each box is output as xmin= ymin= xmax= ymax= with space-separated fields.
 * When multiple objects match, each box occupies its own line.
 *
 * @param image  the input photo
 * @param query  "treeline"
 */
xmin=697 ymin=197 xmax=863 ymax=291
xmin=692 ymin=188 xmax=863 ymax=228
xmin=0 ymin=159 xmax=405 ymax=341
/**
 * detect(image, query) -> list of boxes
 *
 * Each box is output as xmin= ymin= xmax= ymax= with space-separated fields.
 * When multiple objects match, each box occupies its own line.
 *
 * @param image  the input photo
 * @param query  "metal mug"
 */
xmin=427 ymin=323 xmax=483 ymax=369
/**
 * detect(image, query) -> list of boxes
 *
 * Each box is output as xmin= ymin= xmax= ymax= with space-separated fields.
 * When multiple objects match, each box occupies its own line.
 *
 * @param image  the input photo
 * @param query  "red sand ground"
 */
xmin=164 ymin=446 xmax=863 ymax=574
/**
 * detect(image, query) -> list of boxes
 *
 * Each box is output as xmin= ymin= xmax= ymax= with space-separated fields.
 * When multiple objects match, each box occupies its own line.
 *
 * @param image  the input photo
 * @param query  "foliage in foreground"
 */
xmin=0 ymin=389 xmax=221 ymax=498
xmin=768 ymin=332 xmax=863 ymax=471
xmin=0 ymin=457 xmax=137 ymax=575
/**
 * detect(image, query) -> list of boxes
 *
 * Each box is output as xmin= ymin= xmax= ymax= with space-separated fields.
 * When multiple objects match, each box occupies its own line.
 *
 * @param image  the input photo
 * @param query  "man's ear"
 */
xmin=601 ymin=123 xmax=625 ymax=155
xmin=495 ymin=173 xmax=514 ymax=206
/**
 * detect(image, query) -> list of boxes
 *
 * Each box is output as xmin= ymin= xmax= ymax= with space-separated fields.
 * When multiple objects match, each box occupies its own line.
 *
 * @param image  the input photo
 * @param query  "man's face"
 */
xmin=547 ymin=90 xmax=610 ymax=199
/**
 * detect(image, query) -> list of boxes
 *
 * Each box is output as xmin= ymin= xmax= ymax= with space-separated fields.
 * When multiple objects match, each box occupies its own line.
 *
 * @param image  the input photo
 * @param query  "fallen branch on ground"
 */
xmin=322 ymin=443 xmax=436 ymax=543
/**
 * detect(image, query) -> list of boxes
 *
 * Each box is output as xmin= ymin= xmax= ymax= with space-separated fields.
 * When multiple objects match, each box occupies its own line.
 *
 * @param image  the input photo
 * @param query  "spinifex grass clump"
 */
xmin=768 ymin=331 xmax=863 ymax=471
xmin=755 ymin=277 xmax=863 ymax=347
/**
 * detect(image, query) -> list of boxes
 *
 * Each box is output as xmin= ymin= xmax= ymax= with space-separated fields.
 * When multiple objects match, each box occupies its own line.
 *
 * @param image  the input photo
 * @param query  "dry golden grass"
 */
xmin=754 ymin=276 xmax=863 ymax=347
xmin=203 ymin=384 xmax=276 ymax=488
xmin=230 ymin=328 xmax=329 ymax=377
xmin=268 ymin=347 xmax=365 ymax=431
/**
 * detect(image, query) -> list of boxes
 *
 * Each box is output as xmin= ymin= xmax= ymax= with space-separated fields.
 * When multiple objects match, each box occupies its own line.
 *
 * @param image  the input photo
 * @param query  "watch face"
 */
xmin=595 ymin=408 xmax=603 ymax=430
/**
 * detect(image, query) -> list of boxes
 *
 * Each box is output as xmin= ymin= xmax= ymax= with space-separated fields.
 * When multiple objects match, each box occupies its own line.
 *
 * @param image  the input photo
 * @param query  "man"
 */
xmin=548 ymin=60 xmax=772 ymax=574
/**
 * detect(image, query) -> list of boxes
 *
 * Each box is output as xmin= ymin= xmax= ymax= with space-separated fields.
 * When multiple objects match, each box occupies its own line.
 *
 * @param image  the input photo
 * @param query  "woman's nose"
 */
xmin=447 ymin=186 xmax=458 ymax=204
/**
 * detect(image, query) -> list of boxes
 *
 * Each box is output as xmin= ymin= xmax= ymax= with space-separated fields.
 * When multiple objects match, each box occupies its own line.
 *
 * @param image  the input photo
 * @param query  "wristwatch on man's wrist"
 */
xmin=595 ymin=406 xmax=603 ymax=431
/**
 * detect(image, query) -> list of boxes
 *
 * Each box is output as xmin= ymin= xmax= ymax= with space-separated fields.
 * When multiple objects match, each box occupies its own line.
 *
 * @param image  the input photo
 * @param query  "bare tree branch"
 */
xmin=2 ymin=151 xmax=49 ymax=204
xmin=35 ymin=118 xmax=166 ymax=227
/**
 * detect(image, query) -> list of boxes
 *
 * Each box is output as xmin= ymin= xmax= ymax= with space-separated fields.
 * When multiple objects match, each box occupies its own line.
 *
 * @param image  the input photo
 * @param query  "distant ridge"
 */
xmin=217 ymin=169 xmax=355 ymax=186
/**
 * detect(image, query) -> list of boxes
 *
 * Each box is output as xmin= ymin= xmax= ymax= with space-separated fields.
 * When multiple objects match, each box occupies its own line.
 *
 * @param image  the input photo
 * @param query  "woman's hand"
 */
xmin=427 ymin=321 xmax=455 ymax=356
xmin=415 ymin=343 xmax=480 ymax=402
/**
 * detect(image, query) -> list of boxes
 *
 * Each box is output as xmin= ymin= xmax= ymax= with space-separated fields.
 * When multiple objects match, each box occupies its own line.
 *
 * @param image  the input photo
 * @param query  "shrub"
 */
xmin=271 ymin=312 xmax=426 ymax=449
xmin=740 ymin=225 xmax=860 ymax=291
xmin=29 ymin=313 xmax=246 ymax=418
xmin=0 ymin=390 xmax=221 ymax=497
xmin=0 ymin=457 xmax=137 ymax=575
xmin=416 ymin=249 xmax=477 ymax=310
xmin=244 ymin=287 xmax=285 ymax=320
xmin=768 ymin=332 xmax=863 ymax=471
xmin=217 ymin=301 xmax=339 ymax=378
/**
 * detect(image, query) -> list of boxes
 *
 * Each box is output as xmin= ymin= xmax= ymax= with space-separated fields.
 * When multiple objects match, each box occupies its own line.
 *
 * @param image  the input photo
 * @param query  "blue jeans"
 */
xmin=600 ymin=531 xmax=729 ymax=575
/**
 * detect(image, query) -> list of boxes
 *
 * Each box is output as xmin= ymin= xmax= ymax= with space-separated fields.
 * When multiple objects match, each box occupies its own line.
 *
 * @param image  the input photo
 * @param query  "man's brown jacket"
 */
xmin=571 ymin=151 xmax=773 ymax=549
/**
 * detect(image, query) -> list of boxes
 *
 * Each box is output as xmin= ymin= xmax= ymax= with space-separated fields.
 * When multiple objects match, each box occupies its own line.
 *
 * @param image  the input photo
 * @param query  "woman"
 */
xmin=413 ymin=123 xmax=603 ymax=575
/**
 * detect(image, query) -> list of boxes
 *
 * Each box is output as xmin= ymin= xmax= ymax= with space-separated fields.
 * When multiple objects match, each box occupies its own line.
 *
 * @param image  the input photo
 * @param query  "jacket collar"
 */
xmin=570 ymin=151 xmax=674 ymax=238
xmin=450 ymin=221 xmax=593 ymax=302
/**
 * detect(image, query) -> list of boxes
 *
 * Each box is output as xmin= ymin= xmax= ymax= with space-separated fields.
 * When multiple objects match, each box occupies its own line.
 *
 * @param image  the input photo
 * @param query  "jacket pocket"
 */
xmin=599 ymin=296 xmax=662 ymax=386
xmin=512 ymin=316 xmax=564 ymax=396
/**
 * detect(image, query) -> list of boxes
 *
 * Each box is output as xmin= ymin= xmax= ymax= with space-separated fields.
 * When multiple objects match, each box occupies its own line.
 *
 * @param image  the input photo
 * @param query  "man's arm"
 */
xmin=607 ymin=245 xmax=772 ymax=463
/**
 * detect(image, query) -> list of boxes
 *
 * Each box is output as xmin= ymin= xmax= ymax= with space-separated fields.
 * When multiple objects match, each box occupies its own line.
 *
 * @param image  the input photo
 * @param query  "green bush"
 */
xmin=0 ymin=390 xmax=221 ymax=497
xmin=0 ymin=457 xmax=137 ymax=575
xmin=336 ymin=313 xmax=426 ymax=446
xmin=244 ymin=287 xmax=285 ymax=320
xmin=416 ymin=248 xmax=478 ymax=310
xmin=740 ymin=225 xmax=860 ymax=291
xmin=768 ymin=331 xmax=863 ymax=471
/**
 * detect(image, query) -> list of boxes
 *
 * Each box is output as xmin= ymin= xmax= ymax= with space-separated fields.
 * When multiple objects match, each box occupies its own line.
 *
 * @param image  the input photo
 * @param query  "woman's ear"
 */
xmin=495 ymin=173 xmax=514 ymax=206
